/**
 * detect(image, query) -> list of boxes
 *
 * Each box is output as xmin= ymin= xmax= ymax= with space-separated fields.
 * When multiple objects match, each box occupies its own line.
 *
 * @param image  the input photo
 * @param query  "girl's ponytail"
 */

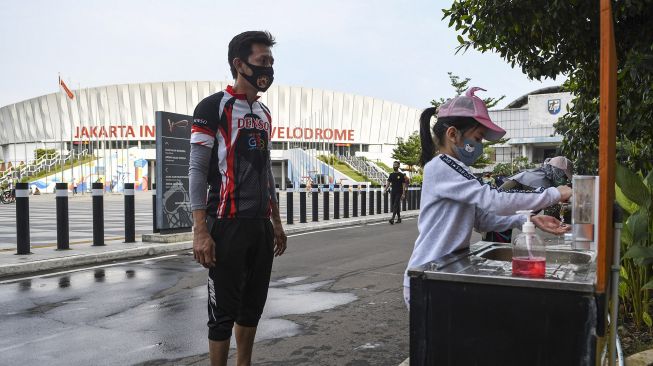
xmin=419 ymin=107 xmax=437 ymax=167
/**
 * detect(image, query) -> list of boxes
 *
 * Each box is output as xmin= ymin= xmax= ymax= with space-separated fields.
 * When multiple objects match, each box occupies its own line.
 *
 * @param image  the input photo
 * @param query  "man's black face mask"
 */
xmin=240 ymin=60 xmax=274 ymax=92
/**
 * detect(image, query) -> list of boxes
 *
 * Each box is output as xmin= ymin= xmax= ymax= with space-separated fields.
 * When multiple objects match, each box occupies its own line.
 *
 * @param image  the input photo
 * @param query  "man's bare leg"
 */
xmin=209 ymin=339 xmax=230 ymax=366
xmin=234 ymin=324 xmax=258 ymax=366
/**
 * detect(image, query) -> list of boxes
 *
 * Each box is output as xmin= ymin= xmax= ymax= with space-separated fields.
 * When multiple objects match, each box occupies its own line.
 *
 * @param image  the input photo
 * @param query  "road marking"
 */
xmin=287 ymin=226 xmax=362 ymax=237
xmin=0 ymin=254 xmax=180 ymax=284
xmin=367 ymin=217 xmax=416 ymax=226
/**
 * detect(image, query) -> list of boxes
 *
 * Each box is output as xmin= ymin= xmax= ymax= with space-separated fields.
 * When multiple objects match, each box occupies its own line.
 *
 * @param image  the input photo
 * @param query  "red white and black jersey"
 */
xmin=191 ymin=85 xmax=274 ymax=219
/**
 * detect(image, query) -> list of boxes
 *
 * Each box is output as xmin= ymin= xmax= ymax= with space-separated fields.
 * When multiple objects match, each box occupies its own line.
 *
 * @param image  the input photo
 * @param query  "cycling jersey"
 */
xmin=190 ymin=85 xmax=276 ymax=219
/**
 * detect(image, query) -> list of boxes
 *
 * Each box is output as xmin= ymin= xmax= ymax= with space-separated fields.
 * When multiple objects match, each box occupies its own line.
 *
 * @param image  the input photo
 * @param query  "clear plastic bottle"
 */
xmin=512 ymin=210 xmax=546 ymax=278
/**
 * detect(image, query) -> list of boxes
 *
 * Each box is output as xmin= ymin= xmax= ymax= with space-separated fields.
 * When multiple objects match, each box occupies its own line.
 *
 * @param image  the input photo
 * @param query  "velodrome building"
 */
xmin=0 ymin=81 xmax=571 ymax=191
xmin=0 ymin=81 xmax=422 ymax=191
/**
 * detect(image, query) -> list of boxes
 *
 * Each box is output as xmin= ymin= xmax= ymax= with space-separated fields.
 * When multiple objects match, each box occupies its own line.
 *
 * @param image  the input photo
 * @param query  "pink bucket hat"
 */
xmin=437 ymin=87 xmax=506 ymax=141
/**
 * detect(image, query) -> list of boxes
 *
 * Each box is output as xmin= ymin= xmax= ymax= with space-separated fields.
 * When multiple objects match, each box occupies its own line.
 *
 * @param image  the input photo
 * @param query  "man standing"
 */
xmin=189 ymin=31 xmax=287 ymax=366
xmin=385 ymin=161 xmax=408 ymax=224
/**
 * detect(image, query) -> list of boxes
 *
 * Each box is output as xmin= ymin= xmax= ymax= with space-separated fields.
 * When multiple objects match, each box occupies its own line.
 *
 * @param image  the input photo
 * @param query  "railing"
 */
xmin=0 ymin=149 xmax=89 ymax=186
xmin=338 ymin=155 xmax=388 ymax=185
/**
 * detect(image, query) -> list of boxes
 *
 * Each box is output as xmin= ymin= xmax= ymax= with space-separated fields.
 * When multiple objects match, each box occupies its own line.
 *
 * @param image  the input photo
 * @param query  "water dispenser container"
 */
xmin=571 ymin=175 xmax=598 ymax=250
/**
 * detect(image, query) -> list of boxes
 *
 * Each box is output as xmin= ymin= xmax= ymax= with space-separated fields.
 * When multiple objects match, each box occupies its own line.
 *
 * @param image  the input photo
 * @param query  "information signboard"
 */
xmin=155 ymin=111 xmax=193 ymax=233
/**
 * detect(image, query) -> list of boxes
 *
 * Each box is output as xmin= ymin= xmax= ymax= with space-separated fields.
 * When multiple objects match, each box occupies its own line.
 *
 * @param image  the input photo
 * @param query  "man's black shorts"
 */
xmin=207 ymin=218 xmax=274 ymax=341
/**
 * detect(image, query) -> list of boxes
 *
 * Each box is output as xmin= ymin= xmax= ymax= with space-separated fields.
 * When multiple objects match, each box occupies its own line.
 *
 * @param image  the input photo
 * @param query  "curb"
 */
xmin=0 ymin=242 xmax=192 ymax=279
xmin=0 ymin=212 xmax=419 ymax=279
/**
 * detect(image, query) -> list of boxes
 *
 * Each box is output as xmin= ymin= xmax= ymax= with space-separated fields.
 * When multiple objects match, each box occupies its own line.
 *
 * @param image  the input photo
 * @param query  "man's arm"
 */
xmin=189 ymin=143 xmax=215 ymax=268
xmin=189 ymin=96 xmax=220 ymax=268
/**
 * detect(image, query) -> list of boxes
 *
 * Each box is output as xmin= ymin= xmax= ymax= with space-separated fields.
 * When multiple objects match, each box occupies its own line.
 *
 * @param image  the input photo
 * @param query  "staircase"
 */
xmin=338 ymin=155 xmax=388 ymax=185
xmin=0 ymin=149 xmax=89 ymax=187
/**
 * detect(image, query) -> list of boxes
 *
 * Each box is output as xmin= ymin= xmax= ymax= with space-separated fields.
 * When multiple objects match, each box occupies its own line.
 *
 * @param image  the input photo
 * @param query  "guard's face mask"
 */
xmin=239 ymin=60 xmax=274 ymax=92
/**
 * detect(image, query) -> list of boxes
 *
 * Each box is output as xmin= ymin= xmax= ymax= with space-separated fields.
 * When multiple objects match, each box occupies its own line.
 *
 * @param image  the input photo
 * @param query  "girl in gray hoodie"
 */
xmin=403 ymin=88 xmax=572 ymax=306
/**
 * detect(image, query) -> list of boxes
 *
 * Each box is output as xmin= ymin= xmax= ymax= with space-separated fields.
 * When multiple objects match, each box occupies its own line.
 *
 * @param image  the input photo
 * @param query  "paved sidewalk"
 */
xmin=0 ymin=211 xmax=419 ymax=279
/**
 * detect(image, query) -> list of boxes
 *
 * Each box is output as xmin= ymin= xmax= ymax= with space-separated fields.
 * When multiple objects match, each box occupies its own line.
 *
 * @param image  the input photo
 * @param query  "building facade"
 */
xmin=488 ymin=90 xmax=573 ymax=170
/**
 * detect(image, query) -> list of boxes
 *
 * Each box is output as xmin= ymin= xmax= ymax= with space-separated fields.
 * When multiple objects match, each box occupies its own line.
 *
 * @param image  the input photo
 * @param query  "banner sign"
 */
xmin=75 ymin=124 xmax=356 ymax=142
xmin=155 ymin=111 xmax=193 ymax=233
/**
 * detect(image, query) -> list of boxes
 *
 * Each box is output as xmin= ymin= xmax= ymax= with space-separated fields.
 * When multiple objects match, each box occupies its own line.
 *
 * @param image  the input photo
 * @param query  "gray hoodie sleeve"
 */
xmin=189 ymin=143 xmax=211 ymax=211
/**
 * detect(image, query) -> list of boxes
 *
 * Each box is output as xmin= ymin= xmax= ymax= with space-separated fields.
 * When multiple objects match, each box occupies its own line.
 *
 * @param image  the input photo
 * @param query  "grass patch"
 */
xmin=20 ymin=155 xmax=97 ymax=183
xmin=318 ymin=155 xmax=369 ymax=182
xmin=375 ymin=161 xmax=393 ymax=173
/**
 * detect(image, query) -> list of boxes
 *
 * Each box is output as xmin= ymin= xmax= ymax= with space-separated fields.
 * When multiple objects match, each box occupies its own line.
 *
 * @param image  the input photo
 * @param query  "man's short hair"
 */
xmin=228 ymin=31 xmax=276 ymax=79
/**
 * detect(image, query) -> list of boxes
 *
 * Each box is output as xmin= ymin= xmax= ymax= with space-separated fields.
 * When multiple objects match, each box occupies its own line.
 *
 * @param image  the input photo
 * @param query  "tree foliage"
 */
xmin=442 ymin=1 xmax=653 ymax=175
xmin=391 ymin=131 xmax=421 ymax=171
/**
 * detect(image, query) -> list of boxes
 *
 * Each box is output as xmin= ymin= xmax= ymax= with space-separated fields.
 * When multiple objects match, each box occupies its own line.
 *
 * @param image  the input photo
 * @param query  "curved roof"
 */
xmin=0 ymin=81 xmax=422 ymax=145
xmin=505 ymin=86 xmax=563 ymax=109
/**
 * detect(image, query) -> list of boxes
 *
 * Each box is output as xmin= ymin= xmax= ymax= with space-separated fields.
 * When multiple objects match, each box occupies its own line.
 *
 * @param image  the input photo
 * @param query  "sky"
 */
xmin=0 ymin=0 xmax=563 ymax=110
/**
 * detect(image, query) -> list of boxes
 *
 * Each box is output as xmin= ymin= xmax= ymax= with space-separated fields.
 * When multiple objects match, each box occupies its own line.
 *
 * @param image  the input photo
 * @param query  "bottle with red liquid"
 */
xmin=512 ymin=211 xmax=546 ymax=278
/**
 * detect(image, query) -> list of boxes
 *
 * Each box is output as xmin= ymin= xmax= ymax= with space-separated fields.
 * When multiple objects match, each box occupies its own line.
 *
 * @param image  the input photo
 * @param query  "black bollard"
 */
xmin=402 ymin=188 xmax=407 ymax=212
xmin=92 ymin=182 xmax=105 ymax=246
xmin=352 ymin=185 xmax=358 ymax=217
xmin=343 ymin=185 xmax=350 ymax=218
xmin=412 ymin=185 xmax=418 ymax=210
xmin=333 ymin=184 xmax=340 ymax=219
xmin=369 ymin=186 xmax=375 ymax=216
xmin=312 ymin=186 xmax=319 ymax=222
xmin=152 ymin=193 xmax=159 ymax=233
xmin=376 ymin=187 xmax=382 ymax=214
xmin=286 ymin=184 xmax=294 ymax=225
xmin=300 ymin=184 xmax=307 ymax=223
xmin=55 ymin=182 xmax=69 ymax=250
xmin=124 ymin=183 xmax=135 ymax=243
xmin=383 ymin=189 xmax=389 ymax=213
xmin=407 ymin=185 xmax=413 ymax=210
xmin=323 ymin=185 xmax=330 ymax=220
xmin=361 ymin=186 xmax=367 ymax=216
xmin=15 ymin=182 xmax=30 ymax=255
xmin=417 ymin=186 xmax=421 ymax=209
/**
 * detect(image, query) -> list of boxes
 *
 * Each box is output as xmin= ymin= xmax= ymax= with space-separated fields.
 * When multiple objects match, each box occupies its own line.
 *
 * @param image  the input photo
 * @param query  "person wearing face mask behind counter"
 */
xmin=403 ymin=88 xmax=572 ymax=307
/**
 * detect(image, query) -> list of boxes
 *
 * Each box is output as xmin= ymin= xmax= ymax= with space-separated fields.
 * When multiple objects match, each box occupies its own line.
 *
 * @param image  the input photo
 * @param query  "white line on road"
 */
xmin=0 ymin=254 xmax=180 ymax=284
xmin=287 ymin=226 xmax=362 ymax=238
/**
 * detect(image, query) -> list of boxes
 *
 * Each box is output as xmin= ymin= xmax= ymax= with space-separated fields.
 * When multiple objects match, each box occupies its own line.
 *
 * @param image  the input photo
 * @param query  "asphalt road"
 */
xmin=0 ymin=218 xmax=426 ymax=366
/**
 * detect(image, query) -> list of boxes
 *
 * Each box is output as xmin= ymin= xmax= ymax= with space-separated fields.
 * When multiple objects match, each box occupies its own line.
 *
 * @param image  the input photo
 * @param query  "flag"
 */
xmin=59 ymin=77 xmax=74 ymax=100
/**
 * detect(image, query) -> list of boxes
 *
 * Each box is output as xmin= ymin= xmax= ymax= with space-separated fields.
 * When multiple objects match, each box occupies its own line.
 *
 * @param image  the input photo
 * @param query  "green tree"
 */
xmin=392 ymin=131 xmax=421 ymax=172
xmin=442 ymin=1 xmax=653 ymax=175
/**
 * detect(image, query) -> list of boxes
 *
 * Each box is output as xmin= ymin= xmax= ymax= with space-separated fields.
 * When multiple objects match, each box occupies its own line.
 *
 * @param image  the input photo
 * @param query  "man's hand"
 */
xmin=273 ymin=223 xmax=287 ymax=257
xmin=531 ymin=215 xmax=571 ymax=236
xmin=193 ymin=229 xmax=216 ymax=268
xmin=192 ymin=209 xmax=215 ymax=268
xmin=269 ymin=201 xmax=287 ymax=257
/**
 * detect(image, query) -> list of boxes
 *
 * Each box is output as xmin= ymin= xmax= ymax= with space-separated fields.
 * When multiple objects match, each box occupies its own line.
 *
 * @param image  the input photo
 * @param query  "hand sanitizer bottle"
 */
xmin=512 ymin=210 xmax=546 ymax=278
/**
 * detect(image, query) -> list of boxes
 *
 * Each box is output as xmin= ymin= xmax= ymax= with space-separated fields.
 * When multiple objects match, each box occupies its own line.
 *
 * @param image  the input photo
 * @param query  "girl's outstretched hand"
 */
xmin=531 ymin=215 xmax=571 ymax=235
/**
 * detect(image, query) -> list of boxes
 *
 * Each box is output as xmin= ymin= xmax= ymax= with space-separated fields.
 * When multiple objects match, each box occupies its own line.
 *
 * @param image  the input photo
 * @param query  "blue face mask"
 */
xmin=454 ymin=138 xmax=484 ymax=166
